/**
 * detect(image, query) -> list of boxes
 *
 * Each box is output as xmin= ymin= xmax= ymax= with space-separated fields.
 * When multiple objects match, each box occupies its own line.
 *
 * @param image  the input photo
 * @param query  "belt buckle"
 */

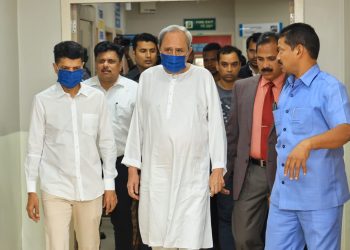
xmin=259 ymin=159 xmax=265 ymax=167
xmin=259 ymin=159 xmax=267 ymax=168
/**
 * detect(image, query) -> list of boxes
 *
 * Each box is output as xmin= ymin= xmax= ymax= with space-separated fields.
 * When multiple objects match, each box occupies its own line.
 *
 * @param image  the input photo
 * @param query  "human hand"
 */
xmin=103 ymin=190 xmax=117 ymax=215
xmin=26 ymin=192 xmax=40 ymax=222
xmin=220 ymin=188 xmax=230 ymax=195
xmin=284 ymin=139 xmax=311 ymax=180
xmin=209 ymin=168 xmax=225 ymax=196
xmin=127 ymin=167 xmax=140 ymax=200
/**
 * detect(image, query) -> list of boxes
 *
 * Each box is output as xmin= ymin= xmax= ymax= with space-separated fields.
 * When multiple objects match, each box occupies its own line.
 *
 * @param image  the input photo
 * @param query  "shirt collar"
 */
xmin=78 ymin=83 xmax=91 ymax=96
xmin=260 ymin=73 xmax=286 ymax=88
xmin=54 ymin=82 xmax=90 ymax=97
xmin=286 ymin=64 xmax=320 ymax=87
xmin=249 ymin=64 xmax=258 ymax=76
xmin=93 ymin=75 xmax=125 ymax=90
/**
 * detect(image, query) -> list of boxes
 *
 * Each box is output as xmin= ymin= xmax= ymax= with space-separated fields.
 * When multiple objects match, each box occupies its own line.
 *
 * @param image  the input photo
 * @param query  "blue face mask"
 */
xmin=160 ymin=53 xmax=186 ymax=74
xmin=57 ymin=68 xmax=83 ymax=89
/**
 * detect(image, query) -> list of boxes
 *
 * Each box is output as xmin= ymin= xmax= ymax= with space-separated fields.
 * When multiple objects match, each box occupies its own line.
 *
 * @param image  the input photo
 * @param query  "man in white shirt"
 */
xmin=84 ymin=41 xmax=138 ymax=250
xmin=123 ymin=25 xmax=227 ymax=250
xmin=25 ymin=41 xmax=117 ymax=250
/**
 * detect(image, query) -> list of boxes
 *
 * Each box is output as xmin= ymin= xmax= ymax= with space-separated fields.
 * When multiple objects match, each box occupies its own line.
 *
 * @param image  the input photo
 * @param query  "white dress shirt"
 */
xmin=25 ymin=83 xmax=117 ymax=201
xmin=83 ymin=75 xmax=138 ymax=157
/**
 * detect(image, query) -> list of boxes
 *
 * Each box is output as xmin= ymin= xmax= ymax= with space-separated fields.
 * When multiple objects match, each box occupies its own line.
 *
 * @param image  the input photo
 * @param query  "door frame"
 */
xmin=61 ymin=0 xmax=196 ymax=40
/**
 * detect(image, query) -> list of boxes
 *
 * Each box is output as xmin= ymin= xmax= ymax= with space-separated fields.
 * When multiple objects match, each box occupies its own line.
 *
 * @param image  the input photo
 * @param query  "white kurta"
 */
xmin=122 ymin=64 xmax=227 ymax=249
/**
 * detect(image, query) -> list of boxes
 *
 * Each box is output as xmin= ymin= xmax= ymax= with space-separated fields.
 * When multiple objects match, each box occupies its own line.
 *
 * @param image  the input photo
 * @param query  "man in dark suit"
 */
xmin=226 ymin=32 xmax=285 ymax=250
xmin=238 ymin=32 xmax=261 ymax=79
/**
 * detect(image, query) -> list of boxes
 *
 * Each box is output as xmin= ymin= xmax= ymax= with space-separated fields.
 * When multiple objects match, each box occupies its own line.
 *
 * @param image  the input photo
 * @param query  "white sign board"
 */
xmin=239 ymin=22 xmax=283 ymax=37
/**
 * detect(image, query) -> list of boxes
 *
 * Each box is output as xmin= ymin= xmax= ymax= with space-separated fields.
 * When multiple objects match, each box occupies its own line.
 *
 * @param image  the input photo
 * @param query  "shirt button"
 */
xmin=290 ymin=94 xmax=294 ymax=97
xmin=282 ymin=181 xmax=285 ymax=184
xmin=283 ymin=128 xmax=286 ymax=131
xmin=285 ymin=110 xmax=289 ymax=113
xmin=282 ymin=163 xmax=285 ymax=167
xmin=282 ymin=145 xmax=286 ymax=148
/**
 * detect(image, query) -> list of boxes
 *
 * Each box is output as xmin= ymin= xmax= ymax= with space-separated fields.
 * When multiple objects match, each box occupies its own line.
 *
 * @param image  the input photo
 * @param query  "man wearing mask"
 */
xmin=126 ymin=33 xmax=158 ymax=83
xmin=227 ymin=32 xmax=285 ymax=249
xmin=122 ymin=25 xmax=227 ymax=250
xmin=83 ymin=41 xmax=138 ymax=250
xmin=202 ymin=42 xmax=221 ymax=82
xmin=238 ymin=32 xmax=261 ymax=79
xmin=25 ymin=41 xmax=117 ymax=249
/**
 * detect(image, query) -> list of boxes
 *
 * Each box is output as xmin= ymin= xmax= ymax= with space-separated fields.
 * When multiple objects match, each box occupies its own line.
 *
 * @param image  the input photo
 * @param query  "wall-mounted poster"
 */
xmin=192 ymin=35 xmax=232 ymax=54
xmin=239 ymin=22 xmax=283 ymax=37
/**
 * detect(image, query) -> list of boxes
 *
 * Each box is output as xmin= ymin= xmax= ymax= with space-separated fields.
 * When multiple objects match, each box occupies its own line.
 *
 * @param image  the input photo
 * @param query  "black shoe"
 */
xmin=100 ymin=232 xmax=106 ymax=240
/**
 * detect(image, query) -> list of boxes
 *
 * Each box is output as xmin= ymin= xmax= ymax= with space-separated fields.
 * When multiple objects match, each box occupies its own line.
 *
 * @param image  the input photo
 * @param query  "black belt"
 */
xmin=249 ymin=157 xmax=266 ymax=167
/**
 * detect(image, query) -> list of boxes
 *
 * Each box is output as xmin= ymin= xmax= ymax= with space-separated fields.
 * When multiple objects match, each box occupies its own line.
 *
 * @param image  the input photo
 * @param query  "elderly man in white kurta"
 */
xmin=122 ymin=25 xmax=227 ymax=250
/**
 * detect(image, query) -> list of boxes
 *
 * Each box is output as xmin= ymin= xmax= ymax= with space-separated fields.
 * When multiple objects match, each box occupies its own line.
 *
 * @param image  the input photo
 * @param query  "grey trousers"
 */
xmin=232 ymin=162 xmax=270 ymax=250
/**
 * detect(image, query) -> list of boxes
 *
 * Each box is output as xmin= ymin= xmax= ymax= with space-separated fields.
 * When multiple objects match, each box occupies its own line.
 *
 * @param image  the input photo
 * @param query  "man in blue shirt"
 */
xmin=265 ymin=23 xmax=350 ymax=250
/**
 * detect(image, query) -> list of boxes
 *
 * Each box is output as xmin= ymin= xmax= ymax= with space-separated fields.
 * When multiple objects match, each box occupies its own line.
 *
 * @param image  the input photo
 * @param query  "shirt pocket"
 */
xmin=115 ymin=104 xmax=133 ymax=121
xmin=290 ymin=107 xmax=313 ymax=134
xmin=82 ymin=113 xmax=99 ymax=136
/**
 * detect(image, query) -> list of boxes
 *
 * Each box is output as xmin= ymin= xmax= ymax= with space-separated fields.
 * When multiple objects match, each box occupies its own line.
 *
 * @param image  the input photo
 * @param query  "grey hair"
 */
xmin=158 ymin=25 xmax=192 ymax=49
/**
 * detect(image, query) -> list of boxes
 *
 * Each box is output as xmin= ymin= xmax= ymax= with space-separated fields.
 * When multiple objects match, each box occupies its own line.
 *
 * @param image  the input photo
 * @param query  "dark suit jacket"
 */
xmin=238 ymin=64 xmax=253 ymax=79
xmin=125 ymin=66 xmax=141 ymax=82
xmin=226 ymin=75 xmax=278 ymax=200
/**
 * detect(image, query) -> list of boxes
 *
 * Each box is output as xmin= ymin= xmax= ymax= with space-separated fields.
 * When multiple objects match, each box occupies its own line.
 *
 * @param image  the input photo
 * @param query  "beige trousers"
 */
xmin=41 ymin=191 xmax=102 ymax=250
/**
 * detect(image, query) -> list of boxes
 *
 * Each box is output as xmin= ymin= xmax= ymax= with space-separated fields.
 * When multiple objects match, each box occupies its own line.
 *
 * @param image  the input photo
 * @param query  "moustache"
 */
xmin=261 ymin=68 xmax=273 ymax=73
xmin=102 ymin=68 xmax=111 ymax=72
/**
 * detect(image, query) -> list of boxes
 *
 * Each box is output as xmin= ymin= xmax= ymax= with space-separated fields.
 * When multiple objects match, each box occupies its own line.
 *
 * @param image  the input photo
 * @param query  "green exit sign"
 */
xmin=184 ymin=18 xmax=216 ymax=30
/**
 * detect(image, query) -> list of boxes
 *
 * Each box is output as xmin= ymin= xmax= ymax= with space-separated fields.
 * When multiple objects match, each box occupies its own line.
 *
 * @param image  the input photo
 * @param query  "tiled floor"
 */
xmin=100 ymin=217 xmax=115 ymax=250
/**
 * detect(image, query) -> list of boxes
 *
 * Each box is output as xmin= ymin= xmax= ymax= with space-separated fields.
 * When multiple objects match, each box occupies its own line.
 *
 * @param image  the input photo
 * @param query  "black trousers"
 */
xmin=110 ymin=156 xmax=150 ymax=250
xmin=111 ymin=156 xmax=133 ymax=250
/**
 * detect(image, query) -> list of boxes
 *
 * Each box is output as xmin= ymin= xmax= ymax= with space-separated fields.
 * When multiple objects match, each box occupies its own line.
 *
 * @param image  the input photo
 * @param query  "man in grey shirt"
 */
xmin=215 ymin=45 xmax=242 ymax=250
xmin=216 ymin=46 xmax=242 ymax=125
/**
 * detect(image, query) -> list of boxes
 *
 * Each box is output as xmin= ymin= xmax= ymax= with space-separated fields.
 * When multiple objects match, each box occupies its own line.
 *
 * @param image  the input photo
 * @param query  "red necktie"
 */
xmin=261 ymin=81 xmax=275 ymax=160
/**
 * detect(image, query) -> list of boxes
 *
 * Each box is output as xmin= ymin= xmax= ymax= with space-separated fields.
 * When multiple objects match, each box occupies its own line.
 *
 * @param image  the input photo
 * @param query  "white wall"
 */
xmin=0 ymin=0 xmax=21 ymax=249
xmin=17 ymin=0 xmax=62 ymax=249
xmin=234 ymin=0 xmax=290 ymax=52
xmin=124 ymin=0 xmax=290 ymax=53
xmin=125 ymin=0 xmax=235 ymax=39
xmin=18 ymin=0 xmax=62 ymax=131
xmin=304 ymin=0 xmax=345 ymax=81
xmin=0 ymin=0 xmax=20 ymax=133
